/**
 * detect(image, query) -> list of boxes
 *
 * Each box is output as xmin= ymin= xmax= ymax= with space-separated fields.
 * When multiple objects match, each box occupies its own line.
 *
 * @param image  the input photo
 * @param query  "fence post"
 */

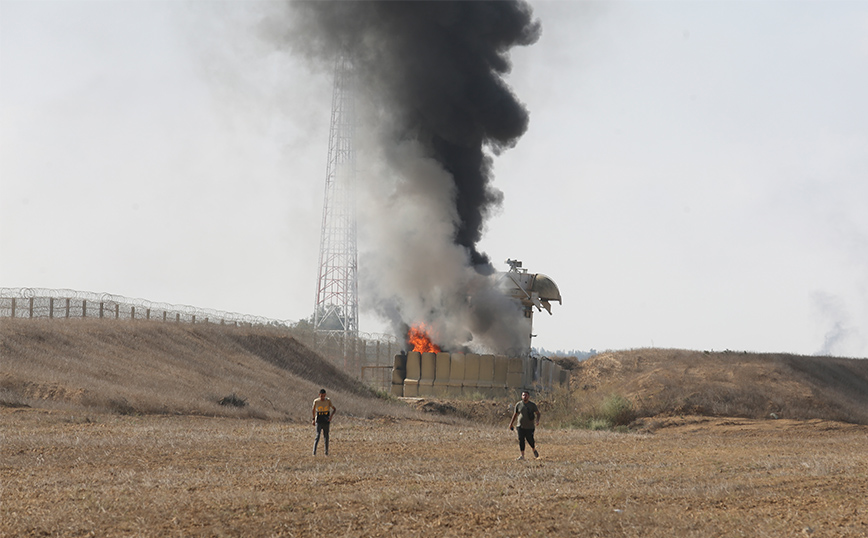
xmin=49 ymin=297 xmax=54 ymax=319
xmin=65 ymin=298 xmax=70 ymax=318
xmin=10 ymin=298 xmax=15 ymax=318
xmin=29 ymin=297 xmax=34 ymax=318
xmin=99 ymin=302 xmax=104 ymax=318
xmin=115 ymin=304 xmax=119 ymax=319
xmin=83 ymin=300 xmax=87 ymax=318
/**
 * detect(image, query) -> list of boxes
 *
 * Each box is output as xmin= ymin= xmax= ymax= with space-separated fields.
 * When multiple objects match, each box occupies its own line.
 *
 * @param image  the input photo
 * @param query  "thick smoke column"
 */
xmin=278 ymin=1 xmax=541 ymax=353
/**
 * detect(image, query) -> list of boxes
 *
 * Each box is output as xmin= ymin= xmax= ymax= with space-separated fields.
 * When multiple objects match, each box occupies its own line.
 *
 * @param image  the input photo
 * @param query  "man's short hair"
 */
xmin=319 ymin=389 xmax=327 ymax=394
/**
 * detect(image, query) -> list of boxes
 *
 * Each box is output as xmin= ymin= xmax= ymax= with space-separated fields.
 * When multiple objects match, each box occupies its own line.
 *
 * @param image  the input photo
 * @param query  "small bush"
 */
xmin=369 ymin=387 xmax=398 ymax=402
xmin=587 ymin=418 xmax=612 ymax=430
xmin=218 ymin=393 xmax=247 ymax=408
xmin=106 ymin=398 xmax=137 ymax=415
xmin=599 ymin=394 xmax=636 ymax=426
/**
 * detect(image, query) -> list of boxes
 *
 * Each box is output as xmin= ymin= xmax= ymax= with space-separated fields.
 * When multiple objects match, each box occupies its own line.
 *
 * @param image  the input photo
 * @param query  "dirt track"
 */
xmin=2 ymin=408 xmax=867 ymax=537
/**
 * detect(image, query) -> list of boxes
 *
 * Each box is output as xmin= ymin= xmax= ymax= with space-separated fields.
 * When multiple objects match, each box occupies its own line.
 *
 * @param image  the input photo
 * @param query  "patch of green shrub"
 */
xmin=599 ymin=393 xmax=636 ymax=426
xmin=587 ymin=418 xmax=612 ymax=430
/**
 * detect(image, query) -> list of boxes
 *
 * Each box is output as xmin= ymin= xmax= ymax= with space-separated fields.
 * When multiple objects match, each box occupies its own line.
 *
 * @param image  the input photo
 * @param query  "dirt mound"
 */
xmin=572 ymin=348 xmax=868 ymax=424
xmin=0 ymin=318 xmax=405 ymax=421
xmin=5 ymin=319 xmax=867 ymax=427
xmin=407 ymin=397 xmax=514 ymax=424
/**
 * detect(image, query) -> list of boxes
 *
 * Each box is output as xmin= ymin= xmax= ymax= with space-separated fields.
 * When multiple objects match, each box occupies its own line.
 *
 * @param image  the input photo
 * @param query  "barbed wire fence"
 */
xmin=0 ymin=287 xmax=401 ymax=392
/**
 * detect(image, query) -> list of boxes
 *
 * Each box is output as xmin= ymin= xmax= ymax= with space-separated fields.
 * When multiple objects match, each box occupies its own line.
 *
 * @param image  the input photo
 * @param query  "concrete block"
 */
xmin=433 ymin=352 xmax=451 ymax=396
xmin=447 ymin=352 xmax=465 ymax=396
xmin=464 ymin=354 xmax=480 ymax=393
xmin=478 ymin=354 xmax=494 ymax=396
xmin=494 ymin=355 xmax=508 ymax=395
xmin=404 ymin=351 xmax=421 ymax=397
xmin=418 ymin=352 xmax=436 ymax=396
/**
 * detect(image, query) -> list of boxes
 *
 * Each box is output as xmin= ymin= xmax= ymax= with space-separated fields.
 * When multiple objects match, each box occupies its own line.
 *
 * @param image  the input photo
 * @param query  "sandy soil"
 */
xmin=2 ymin=408 xmax=867 ymax=538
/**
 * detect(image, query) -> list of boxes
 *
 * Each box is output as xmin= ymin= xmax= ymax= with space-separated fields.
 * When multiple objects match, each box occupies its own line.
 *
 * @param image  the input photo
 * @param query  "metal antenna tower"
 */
xmin=313 ymin=54 xmax=358 ymax=349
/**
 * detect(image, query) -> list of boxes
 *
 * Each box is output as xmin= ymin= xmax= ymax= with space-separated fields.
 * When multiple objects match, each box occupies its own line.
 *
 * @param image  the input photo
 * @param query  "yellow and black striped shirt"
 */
xmin=313 ymin=397 xmax=335 ymax=424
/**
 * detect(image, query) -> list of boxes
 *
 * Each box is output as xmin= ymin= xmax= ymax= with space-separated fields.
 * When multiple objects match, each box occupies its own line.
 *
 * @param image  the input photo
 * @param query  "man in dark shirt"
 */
xmin=508 ymin=390 xmax=541 ymax=460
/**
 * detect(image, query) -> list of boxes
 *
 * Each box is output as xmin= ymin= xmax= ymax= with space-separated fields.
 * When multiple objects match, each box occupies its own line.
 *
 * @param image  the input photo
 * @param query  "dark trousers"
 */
xmin=517 ymin=427 xmax=535 ymax=452
xmin=314 ymin=421 xmax=330 ymax=454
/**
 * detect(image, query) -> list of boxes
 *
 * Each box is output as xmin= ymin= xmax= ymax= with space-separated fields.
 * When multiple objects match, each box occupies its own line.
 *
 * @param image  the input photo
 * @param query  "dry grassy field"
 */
xmin=3 ymin=408 xmax=867 ymax=537
xmin=2 ymin=318 xmax=868 ymax=537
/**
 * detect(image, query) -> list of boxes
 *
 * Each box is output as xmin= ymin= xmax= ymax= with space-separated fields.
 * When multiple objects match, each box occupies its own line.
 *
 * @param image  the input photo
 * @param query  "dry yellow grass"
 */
xmin=569 ymin=348 xmax=868 ymax=425
xmin=3 ymin=318 xmax=868 ymax=537
xmin=2 ymin=408 xmax=867 ymax=537
xmin=0 ymin=318 xmax=406 ymax=421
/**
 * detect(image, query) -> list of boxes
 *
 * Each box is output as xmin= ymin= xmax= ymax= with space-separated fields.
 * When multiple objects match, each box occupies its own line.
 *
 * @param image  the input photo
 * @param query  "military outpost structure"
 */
xmin=391 ymin=260 xmax=566 ymax=396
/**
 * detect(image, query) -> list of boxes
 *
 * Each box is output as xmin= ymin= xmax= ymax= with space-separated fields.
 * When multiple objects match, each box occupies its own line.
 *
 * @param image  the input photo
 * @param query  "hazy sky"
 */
xmin=2 ymin=1 xmax=866 ymax=358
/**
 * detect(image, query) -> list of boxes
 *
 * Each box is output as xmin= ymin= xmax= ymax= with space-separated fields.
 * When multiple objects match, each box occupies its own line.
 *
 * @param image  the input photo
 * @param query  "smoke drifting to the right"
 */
xmin=273 ymin=1 xmax=541 ymax=354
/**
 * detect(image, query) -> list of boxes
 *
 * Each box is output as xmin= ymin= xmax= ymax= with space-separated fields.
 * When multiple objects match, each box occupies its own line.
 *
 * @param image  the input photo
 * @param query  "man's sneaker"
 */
xmin=516 ymin=455 xmax=525 ymax=460
xmin=533 ymin=449 xmax=539 ymax=459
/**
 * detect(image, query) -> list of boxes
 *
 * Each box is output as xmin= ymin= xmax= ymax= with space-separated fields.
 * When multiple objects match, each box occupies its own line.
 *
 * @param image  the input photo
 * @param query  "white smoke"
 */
xmin=355 ymin=129 xmax=529 ymax=354
xmin=812 ymin=291 xmax=866 ymax=358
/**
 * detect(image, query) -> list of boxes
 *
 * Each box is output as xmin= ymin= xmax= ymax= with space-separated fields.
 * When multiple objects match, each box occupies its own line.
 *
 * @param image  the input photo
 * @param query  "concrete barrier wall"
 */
xmin=433 ymin=352 xmax=451 ymax=396
xmin=527 ymin=357 xmax=538 ymax=390
xmin=464 ymin=354 xmax=480 ymax=394
xmin=447 ymin=352 xmax=465 ymax=396
xmin=506 ymin=357 xmax=523 ymax=389
xmin=477 ymin=354 xmax=494 ymax=395
xmin=541 ymin=360 xmax=553 ymax=389
xmin=391 ymin=353 xmax=407 ymax=397
xmin=404 ymin=351 xmax=421 ymax=397
xmin=493 ymin=355 xmax=508 ymax=394
xmin=397 ymin=352 xmax=566 ymax=397
xmin=418 ymin=352 xmax=436 ymax=396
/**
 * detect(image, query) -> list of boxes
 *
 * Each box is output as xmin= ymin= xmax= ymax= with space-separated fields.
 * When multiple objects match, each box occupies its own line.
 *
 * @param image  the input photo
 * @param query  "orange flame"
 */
xmin=408 ymin=323 xmax=441 ymax=353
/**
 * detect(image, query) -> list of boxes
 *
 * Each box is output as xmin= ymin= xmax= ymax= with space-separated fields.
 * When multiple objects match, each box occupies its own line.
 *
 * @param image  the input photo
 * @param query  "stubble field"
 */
xmin=3 ymin=408 xmax=867 ymax=538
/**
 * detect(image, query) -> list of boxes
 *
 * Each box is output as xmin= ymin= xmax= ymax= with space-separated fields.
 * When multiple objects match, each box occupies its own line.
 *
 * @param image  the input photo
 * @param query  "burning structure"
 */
xmin=391 ymin=259 xmax=564 ymax=396
xmin=402 ymin=259 xmax=562 ymax=357
xmin=280 ymin=2 xmax=553 ymax=372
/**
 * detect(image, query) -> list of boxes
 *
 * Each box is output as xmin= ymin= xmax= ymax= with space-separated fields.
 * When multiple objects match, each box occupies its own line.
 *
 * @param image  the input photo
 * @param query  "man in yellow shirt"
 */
xmin=312 ymin=388 xmax=337 ymax=456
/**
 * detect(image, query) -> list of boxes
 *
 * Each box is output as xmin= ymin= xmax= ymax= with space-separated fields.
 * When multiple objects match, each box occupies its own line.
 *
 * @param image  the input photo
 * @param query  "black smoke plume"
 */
xmin=276 ymin=1 xmax=541 ymax=353
xmin=283 ymin=1 xmax=539 ymax=267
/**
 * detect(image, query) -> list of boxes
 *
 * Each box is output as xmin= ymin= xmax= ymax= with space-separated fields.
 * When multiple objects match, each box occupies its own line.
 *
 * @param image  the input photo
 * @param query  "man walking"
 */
xmin=508 ymin=390 xmax=540 ymax=460
xmin=312 ymin=388 xmax=336 ymax=456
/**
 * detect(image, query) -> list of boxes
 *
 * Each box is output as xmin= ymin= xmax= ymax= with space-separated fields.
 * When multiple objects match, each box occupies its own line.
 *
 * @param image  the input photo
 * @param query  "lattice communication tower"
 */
xmin=313 ymin=54 xmax=358 ymax=343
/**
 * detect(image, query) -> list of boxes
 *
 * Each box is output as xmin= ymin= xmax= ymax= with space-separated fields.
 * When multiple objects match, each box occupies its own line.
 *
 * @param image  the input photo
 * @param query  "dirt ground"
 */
xmin=2 ymin=408 xmax=867 ymax=538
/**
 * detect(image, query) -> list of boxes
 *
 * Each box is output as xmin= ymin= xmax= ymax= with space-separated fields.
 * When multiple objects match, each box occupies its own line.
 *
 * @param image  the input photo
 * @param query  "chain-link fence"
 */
xmin=0 ymin=287 xmax=401 ymax=391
